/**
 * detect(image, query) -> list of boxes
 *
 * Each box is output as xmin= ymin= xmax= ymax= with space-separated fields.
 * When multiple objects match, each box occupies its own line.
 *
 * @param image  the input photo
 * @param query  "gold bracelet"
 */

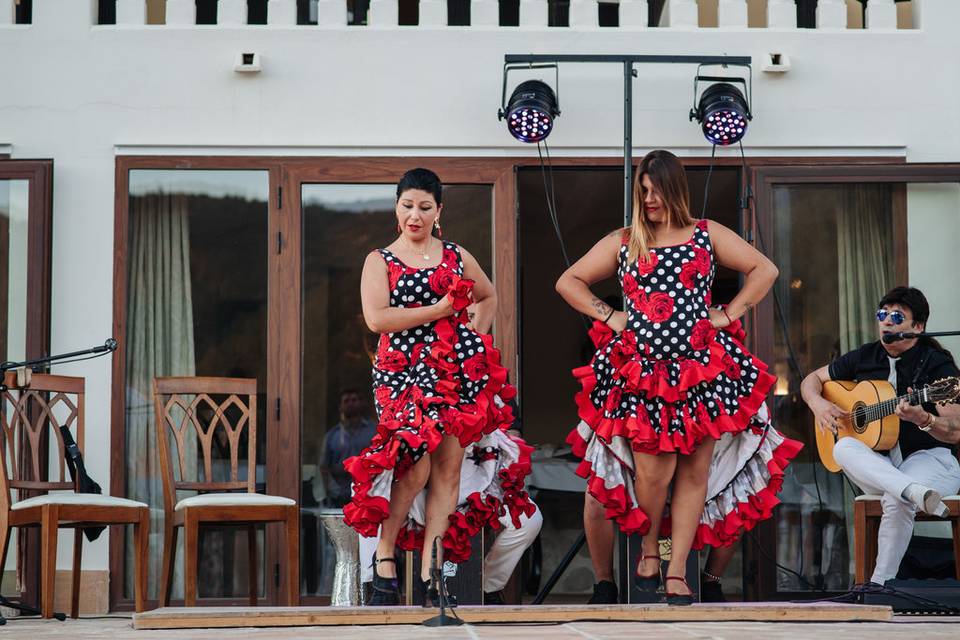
xmin=918 ymin=413 xmax=936 ymax=432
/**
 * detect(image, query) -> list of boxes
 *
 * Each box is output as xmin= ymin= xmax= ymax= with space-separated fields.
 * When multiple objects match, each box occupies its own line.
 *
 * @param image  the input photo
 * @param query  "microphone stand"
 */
xmin=422 ymin=536 xmax=462 ymax=627
xmin=0 ymin=339 xmax=116 ymax=625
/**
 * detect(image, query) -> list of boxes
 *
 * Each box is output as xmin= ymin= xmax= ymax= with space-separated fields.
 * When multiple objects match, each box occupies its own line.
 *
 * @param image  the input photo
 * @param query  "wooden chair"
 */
xmin=153 ymin=376 xmax=299 ymax=606
xmin=854 ymin=493 xmax=960 ymax=583
xmin=0 ymin=372 xmax=148 ymax=618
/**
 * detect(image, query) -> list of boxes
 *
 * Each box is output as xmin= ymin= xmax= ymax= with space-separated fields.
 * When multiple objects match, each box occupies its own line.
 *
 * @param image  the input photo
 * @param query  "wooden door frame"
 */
xmin=0 ymin=158 xmax=54 ymax=608
xmin=108 ymin=153 xmax=917 ymax=609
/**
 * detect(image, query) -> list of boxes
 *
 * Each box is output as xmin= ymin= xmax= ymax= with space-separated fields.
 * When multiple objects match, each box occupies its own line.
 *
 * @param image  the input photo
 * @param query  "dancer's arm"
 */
xmin=460 ymin=245 xmax=497 ymax=334
xmin=360 ymin=251 xmax=455 ymax=333
xmin=555 ymin=231 xmax=625 ymax=331
xmin=708 ymin=221 xmax=779 ymax=328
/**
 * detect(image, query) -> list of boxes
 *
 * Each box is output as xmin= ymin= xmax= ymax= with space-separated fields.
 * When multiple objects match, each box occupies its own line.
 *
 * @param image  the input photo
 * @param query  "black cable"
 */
xmin=738 ymin=140 xmax=829 ymax=590
xmin=537 ymin=140 xmax=590 ymax=334
xmin=745 ymin=530 xmax=826 ymax=594
xmin=700 ymin=144 xmax=717 ymax=219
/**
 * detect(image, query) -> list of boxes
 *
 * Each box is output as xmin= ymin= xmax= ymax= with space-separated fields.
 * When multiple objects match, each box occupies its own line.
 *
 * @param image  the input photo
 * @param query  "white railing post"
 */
xmin=368 ymin=0 xmax=399 ymax=26
xmin=219 ymin=0 xmax=247 ymax=25
xmin=866 ymin=0 xmax=897 ymax=29
xmin=116 ymin=0 xmax=147 ymax=25
xmin=619 ymin=0 xmax=648 ymax=28
xmin=718 ymin=0 xmax=748 ymax=28
xmin=316 ymin=0 xmax=347 ymax=25
xmin=767 ymin=0 xmax=797 ymax=28
xmin=569 ymin=0 xmax=597 ymax=28
xmin=816 ymin=0 xmax=847 ymax=28
xmin=419 ymin=0 xmax=447 ymax=25
xmin=166 ymin=0 xmax=197 ymax=25
xmin=660 ymin=0 xmax=698 ymax=28
xmin=268 ymin=0 xmax=298 ymax=25
xmin=472 ymin=0 xmax=499 ymax=26
xmin=519 ymin=0 xmax=548 ymax=27
xmin=0 ymin=0 xmax=13 ymax=25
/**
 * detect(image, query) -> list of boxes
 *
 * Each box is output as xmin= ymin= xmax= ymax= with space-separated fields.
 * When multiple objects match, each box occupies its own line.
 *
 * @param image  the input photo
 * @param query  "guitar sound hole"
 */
xmin=852 ymin=406 xmax=867 ymax=433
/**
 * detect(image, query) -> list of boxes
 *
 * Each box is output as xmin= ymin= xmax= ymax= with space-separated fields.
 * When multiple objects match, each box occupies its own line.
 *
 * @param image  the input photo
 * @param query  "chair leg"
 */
xmin=0 ymin=520 xmax=11 ymax=579
xmin=184 ymin=512 xmax=199 ymax=607
xmin=159 ymin=523 xmax=178 ymax=607
xmin=134 ymin=508 xmax=149 ymax=613
xmin=854 ymin=501 xmax=867 ymax=584
xmin=71 ymin=529 xmax=83 ymax=619
xmin=285 ymin=506 xmax=300 ymax=606
xmin=248 ymin=524 xmax=258 ymax=606
xmin=40 ymin=505 xmax=59 ymax=619
xmin=951 ymin=517 xmax=960 ymax=581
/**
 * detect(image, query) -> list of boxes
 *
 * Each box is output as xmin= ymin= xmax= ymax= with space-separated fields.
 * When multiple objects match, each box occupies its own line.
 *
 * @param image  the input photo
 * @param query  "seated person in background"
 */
xmin=801 ymin=286 xmax=960 ymax=585
xmin=320 ymin=388 xmax=376 ymax=507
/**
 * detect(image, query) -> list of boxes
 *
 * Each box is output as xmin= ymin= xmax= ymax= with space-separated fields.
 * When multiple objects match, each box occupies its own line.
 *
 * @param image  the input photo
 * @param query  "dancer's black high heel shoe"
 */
xmin=633 ymin=554 xmax=662 ymax=603
xmin=369 ymin=553 xmax=401 ymax=606
xmin=665 ymin=575 xmax=696 ymax=606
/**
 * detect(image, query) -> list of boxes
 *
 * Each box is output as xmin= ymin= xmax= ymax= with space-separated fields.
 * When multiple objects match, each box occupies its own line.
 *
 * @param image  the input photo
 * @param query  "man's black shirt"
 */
xmin=828 ymin=340 xmax=959 ymax=460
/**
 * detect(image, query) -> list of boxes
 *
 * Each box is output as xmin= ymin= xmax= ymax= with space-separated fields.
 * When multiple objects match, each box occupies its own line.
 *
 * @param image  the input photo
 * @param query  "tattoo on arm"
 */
xmin=591 ymin=297 xmax=613 ymax=320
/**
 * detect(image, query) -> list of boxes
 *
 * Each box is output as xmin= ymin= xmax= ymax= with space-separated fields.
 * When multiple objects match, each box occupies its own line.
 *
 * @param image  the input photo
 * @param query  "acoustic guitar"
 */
xmin=815 ymin=376 xmax=960 ymax=472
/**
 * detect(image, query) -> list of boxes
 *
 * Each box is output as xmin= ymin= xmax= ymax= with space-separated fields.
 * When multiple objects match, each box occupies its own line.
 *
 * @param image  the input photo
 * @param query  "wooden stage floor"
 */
xmin=132 ymin=601 xmax=893 ymax=630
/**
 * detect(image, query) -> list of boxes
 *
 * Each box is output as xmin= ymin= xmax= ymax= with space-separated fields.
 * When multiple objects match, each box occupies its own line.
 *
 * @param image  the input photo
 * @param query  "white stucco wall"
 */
xmin=2 ymin=0 xmax=959 ymax=574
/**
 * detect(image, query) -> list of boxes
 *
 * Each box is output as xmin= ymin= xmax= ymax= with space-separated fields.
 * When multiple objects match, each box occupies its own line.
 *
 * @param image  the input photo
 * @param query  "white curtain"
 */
xmin=124 ymin=192 xmax=196 ymax=599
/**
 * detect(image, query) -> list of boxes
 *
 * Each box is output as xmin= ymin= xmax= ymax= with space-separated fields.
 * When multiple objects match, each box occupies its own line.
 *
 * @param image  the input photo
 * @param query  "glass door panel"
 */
xmin=123 ymin=169 xmax=269 ymax=601
xmin=299 ymin=182 xmax=492 ymax=599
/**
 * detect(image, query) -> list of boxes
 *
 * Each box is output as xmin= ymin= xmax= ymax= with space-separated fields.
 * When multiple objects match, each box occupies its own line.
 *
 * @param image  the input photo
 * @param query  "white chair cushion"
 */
xmin=12 ymin=493 xmax=148 ymax=510
xmin=175 ymin=492 xmax=295 ymax=512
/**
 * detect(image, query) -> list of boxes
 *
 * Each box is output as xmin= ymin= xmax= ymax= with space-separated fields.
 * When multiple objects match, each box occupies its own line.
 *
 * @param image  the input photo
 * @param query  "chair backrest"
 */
xmin=0 ymin=372 xmax=84 ymax=512
xmin=152 ymin=376 xmax=258 ymax=514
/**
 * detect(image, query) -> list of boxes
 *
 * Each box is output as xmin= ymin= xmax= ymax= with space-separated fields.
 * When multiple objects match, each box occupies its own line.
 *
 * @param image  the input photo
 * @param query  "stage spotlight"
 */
xmin=689 ymin=68 xmax=753 ymax=146
xmin=499 ymin=79 xmax=560 ymax=143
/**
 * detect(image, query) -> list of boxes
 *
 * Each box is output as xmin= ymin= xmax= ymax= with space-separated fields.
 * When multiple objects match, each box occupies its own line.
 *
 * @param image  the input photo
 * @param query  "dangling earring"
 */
xmin=434 ymin=218 xmax=442 ymax=238
xmin=396 ymin=223 xmax=402 ymax=234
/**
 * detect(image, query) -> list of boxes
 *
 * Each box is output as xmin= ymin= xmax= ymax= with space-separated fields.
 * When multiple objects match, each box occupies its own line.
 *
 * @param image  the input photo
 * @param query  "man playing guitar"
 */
xmin=800 ymin=286 xmax=960 ymax=585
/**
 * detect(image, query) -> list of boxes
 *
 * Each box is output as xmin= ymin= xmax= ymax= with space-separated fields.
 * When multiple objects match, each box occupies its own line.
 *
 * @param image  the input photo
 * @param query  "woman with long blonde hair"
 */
xmin=557 ymin=150 xmax=801 ymax=604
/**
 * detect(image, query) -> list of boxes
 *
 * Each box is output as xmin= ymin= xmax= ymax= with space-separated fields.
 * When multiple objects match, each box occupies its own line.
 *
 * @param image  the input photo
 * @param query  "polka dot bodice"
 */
xmin=372 ymin=242 xmax=492 ymax=417
xmin=575 ymin=219 xmax=775 ymax=454
xmin=619 ymin=219 xmax=715 ymax=362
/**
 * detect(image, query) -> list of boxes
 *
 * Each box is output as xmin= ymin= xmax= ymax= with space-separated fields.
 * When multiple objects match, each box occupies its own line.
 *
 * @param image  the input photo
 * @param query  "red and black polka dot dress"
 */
xmin=344 ymin=242 xmax=533 ymax=559
xmin=567 ymin=220 xmax=802 ymax=547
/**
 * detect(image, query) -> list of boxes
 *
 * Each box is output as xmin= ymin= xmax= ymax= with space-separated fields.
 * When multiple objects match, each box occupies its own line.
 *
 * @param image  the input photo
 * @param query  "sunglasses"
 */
xmin=876 ymin=309 xmax=906 ymax=324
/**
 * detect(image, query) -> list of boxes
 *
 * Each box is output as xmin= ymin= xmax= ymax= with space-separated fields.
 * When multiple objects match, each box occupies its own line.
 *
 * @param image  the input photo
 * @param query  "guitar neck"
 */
xmin=863 ymin=386 xmax=929 ymax=423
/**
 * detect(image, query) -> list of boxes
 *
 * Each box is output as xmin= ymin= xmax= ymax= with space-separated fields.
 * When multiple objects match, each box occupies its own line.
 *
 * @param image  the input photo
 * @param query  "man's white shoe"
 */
xmin=903 ymin=483 xmax=949 ymax=517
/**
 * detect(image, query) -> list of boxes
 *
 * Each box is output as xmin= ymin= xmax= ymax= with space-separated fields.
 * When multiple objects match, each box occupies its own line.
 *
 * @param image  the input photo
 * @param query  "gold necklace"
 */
xmin=400 ymin=236 xmax=435 ymax=261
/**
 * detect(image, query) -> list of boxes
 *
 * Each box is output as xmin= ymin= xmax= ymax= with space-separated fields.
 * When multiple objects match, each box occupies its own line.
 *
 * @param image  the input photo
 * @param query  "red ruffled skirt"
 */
xmin=566 ymin=318 xmax=802 ymax=547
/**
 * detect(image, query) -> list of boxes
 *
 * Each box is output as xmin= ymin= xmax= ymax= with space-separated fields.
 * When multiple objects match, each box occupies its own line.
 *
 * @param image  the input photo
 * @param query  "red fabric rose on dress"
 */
xmin=447 ymin=277 xmax=475 ymax=312
xmin=622 ymin=273 xmax=647 ymax=311
xmin=604 ymin=385 xmax=623 ymax=412
xmin=679 ymin=261 xmax=701 ymax=289
xmin=442 ymin=246 xmax=459 ymax=268
xmin=375 ymin=349 xmax=408 ymax=372
xmin=462 ymin=354 xmax=489 ymax=381
xmin=608 ymin=330 xmax=638 ymax=369
xmin=644 ymin=291 xmax=675 ymax=323
xmin=374 ymin=385 xmax=393 ymax=406
xmin=693 ymin=246 xmax=711 ymax=273
xmin=689 ymin=318 xmax=717 ymax=351
xmin=429 ymin=267 xmax=457 ymax=295
xmin=637 ymin=251 xmax=659 ymax=276
xmin=721 ymin=352 xmax=742 ymax=379
xmin=387 ymin=260 xmax=404 ymax=290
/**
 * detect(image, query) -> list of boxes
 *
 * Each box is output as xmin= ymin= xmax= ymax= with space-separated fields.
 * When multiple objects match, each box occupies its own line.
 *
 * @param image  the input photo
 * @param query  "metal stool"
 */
xmin=319 ymin=509 xmax=363 ymax=606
